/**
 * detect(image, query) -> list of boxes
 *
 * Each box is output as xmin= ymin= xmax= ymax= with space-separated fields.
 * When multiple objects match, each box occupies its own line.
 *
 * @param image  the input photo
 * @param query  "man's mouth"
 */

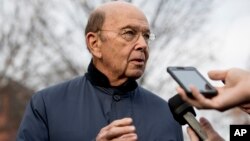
xmin=130 ymin=58 xmax=145 ymax=65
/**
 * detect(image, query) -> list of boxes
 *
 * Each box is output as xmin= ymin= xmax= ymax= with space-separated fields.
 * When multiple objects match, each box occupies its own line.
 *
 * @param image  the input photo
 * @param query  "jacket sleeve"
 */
xmin=16 ymin=92 xmax=49 ymax=141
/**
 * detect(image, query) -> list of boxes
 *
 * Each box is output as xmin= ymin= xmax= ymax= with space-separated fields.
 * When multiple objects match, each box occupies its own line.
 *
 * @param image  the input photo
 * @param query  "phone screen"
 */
xmin=171 ymin=70 xmax=214 ymax=92
xmin=167 ymin=67 xmax=217 ymax=97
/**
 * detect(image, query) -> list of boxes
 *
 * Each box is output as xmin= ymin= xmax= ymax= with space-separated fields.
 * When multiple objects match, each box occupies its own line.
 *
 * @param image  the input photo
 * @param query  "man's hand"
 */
xmin=187 ymin=117 xmax=224 ymax=141
xmin=96 ymin=117 xmax=137 ymax=141
xmin=177 ymin=68 xmax=250 ymax=111
xmin=239 ymin=103 xmax=250 ymax=114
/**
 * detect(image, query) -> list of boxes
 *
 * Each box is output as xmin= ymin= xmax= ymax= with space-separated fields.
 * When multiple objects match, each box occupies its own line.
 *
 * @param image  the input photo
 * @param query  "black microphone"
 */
xmin=168 ymin=94 xmax=207 ymax=140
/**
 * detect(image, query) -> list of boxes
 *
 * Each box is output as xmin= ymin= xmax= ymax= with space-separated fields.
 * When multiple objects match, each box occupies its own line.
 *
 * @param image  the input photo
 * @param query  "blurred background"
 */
xmin=0 ymin=0 xmax=250 ymax=140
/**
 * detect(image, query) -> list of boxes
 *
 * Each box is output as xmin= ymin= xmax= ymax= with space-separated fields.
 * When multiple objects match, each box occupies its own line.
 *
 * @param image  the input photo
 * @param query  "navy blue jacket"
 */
xmin=16 ymin=62 xmax=183 ymax=141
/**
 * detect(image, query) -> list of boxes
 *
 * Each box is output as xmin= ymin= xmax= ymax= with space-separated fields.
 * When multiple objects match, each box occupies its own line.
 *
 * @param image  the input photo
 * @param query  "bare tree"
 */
xmin=0 ymin=0 xmax=92 ymax=91
xmin=0 ymin=0 xmax=215 ymax=92
xmin=135 ymin=0 xmax=216 ymax=96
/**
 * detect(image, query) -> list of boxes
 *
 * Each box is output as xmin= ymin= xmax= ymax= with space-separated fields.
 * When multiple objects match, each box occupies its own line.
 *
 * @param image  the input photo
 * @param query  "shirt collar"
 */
xmin=86 ymin=61 xmax=138 ymax=93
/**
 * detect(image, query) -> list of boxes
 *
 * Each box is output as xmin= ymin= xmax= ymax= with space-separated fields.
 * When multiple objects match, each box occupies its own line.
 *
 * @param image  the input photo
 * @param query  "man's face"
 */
xmin=98 ymin=7 xmax=150 ymax=80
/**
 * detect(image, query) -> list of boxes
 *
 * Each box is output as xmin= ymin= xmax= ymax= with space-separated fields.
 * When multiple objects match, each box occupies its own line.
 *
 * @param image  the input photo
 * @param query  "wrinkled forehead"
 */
xmin=98 ymin=2 xmax=150 ymax=30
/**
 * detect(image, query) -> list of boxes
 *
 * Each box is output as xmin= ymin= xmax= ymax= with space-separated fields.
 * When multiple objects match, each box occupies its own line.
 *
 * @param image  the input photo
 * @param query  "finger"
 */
xmin=116 ymin=133 xmax=138 ymax=141
xmin=199 ymin=117 xmax=224 ymax=141
xmin=176 ymin=86 xmax=198 ymax=101
xmin=239 ymin=107 xmax=250 ymax=114
xmin=189 ymin=86 xmax=223 ymax=110
xmin=208 ymin=70 xmax=227 ymax=81
xmin=109 ymin=118 xmax=133 ymax=127
xmin=239 ymin=103 xmax=250 ymax=114
xmin=177 ymin=86 xmax=207 ymax=109
xmin=199 ymin=117 xmax=214 ymax=134
xmin=187 ymin=127 xmax=199 ymax=141
xmin=104 ymin=117 xmax=133 ymax=131
xmin=96 ymin=118 xmax=135 ymax=140
xmin=189 ymin=85 xmax=207 ymax=101
xmin=176 ymin=86 xmax=201 ymax=108
xmin=106 ymin=125 xmax=136 ymax=140
xmin=176 ymin=86 xmax=188 ymax=100
xmin=240 ymin=103 xmax=250 ymax=108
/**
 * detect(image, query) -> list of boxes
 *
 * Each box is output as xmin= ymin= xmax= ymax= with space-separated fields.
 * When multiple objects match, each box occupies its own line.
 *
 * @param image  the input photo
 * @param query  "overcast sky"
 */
xmin=188 ymin=1 xmax=250 ymax=139
xmin=208 ymin=0 xmax=250 ymax=69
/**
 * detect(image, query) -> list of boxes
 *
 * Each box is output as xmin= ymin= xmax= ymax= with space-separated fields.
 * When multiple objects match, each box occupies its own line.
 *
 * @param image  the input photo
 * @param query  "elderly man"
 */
xmin=17 ymin=1 xmax=183 ymax=141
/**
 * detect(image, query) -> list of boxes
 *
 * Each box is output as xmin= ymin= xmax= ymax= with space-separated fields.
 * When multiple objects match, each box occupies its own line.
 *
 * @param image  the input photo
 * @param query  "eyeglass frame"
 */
xmin=97 ymin=26 xmax=156 ymax=44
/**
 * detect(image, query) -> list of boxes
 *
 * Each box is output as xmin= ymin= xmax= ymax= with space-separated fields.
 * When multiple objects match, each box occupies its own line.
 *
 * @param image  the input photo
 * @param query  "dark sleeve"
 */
xmin=16 ymin=92 xmax=49 ymax=141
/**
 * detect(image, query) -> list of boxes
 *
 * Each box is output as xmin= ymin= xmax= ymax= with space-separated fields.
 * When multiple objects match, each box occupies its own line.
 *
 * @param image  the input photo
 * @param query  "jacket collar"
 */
xmin=86 ymin=61 xmax=138 ymax=93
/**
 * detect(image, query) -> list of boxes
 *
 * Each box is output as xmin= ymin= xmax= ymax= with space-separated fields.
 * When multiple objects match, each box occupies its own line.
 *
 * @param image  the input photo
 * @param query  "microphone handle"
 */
xmin=183 ymin=112 xmax=208 ymax=141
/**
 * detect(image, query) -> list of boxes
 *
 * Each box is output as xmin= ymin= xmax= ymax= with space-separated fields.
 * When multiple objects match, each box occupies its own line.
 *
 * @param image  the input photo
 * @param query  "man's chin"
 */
xmin=127 ymin=70 xmax=144 ymax=79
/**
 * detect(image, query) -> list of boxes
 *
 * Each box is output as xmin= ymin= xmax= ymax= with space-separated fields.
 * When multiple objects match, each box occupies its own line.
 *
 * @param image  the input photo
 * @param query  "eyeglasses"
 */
xmin=99 ymin=28 xmax=156 ymax=44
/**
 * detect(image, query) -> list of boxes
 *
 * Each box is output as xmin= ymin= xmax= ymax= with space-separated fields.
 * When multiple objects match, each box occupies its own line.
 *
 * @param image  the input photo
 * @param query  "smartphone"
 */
xmin=167 ymin=66 xmax=217 ymax=98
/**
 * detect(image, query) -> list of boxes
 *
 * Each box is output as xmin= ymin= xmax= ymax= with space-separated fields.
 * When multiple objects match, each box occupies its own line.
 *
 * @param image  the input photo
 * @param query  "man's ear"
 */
xmin=85 ymin=32 xmax=102 ymax=58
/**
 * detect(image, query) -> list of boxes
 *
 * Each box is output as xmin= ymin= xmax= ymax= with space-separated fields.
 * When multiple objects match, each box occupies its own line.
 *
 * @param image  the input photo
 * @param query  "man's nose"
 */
xmin=135 ymin=34 xmax=148 ymax=51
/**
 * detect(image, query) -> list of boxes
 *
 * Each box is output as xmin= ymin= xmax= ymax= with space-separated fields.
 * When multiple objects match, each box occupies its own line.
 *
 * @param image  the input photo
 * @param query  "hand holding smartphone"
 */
xmin=167 ymin=66 xmax=217 ymax=98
